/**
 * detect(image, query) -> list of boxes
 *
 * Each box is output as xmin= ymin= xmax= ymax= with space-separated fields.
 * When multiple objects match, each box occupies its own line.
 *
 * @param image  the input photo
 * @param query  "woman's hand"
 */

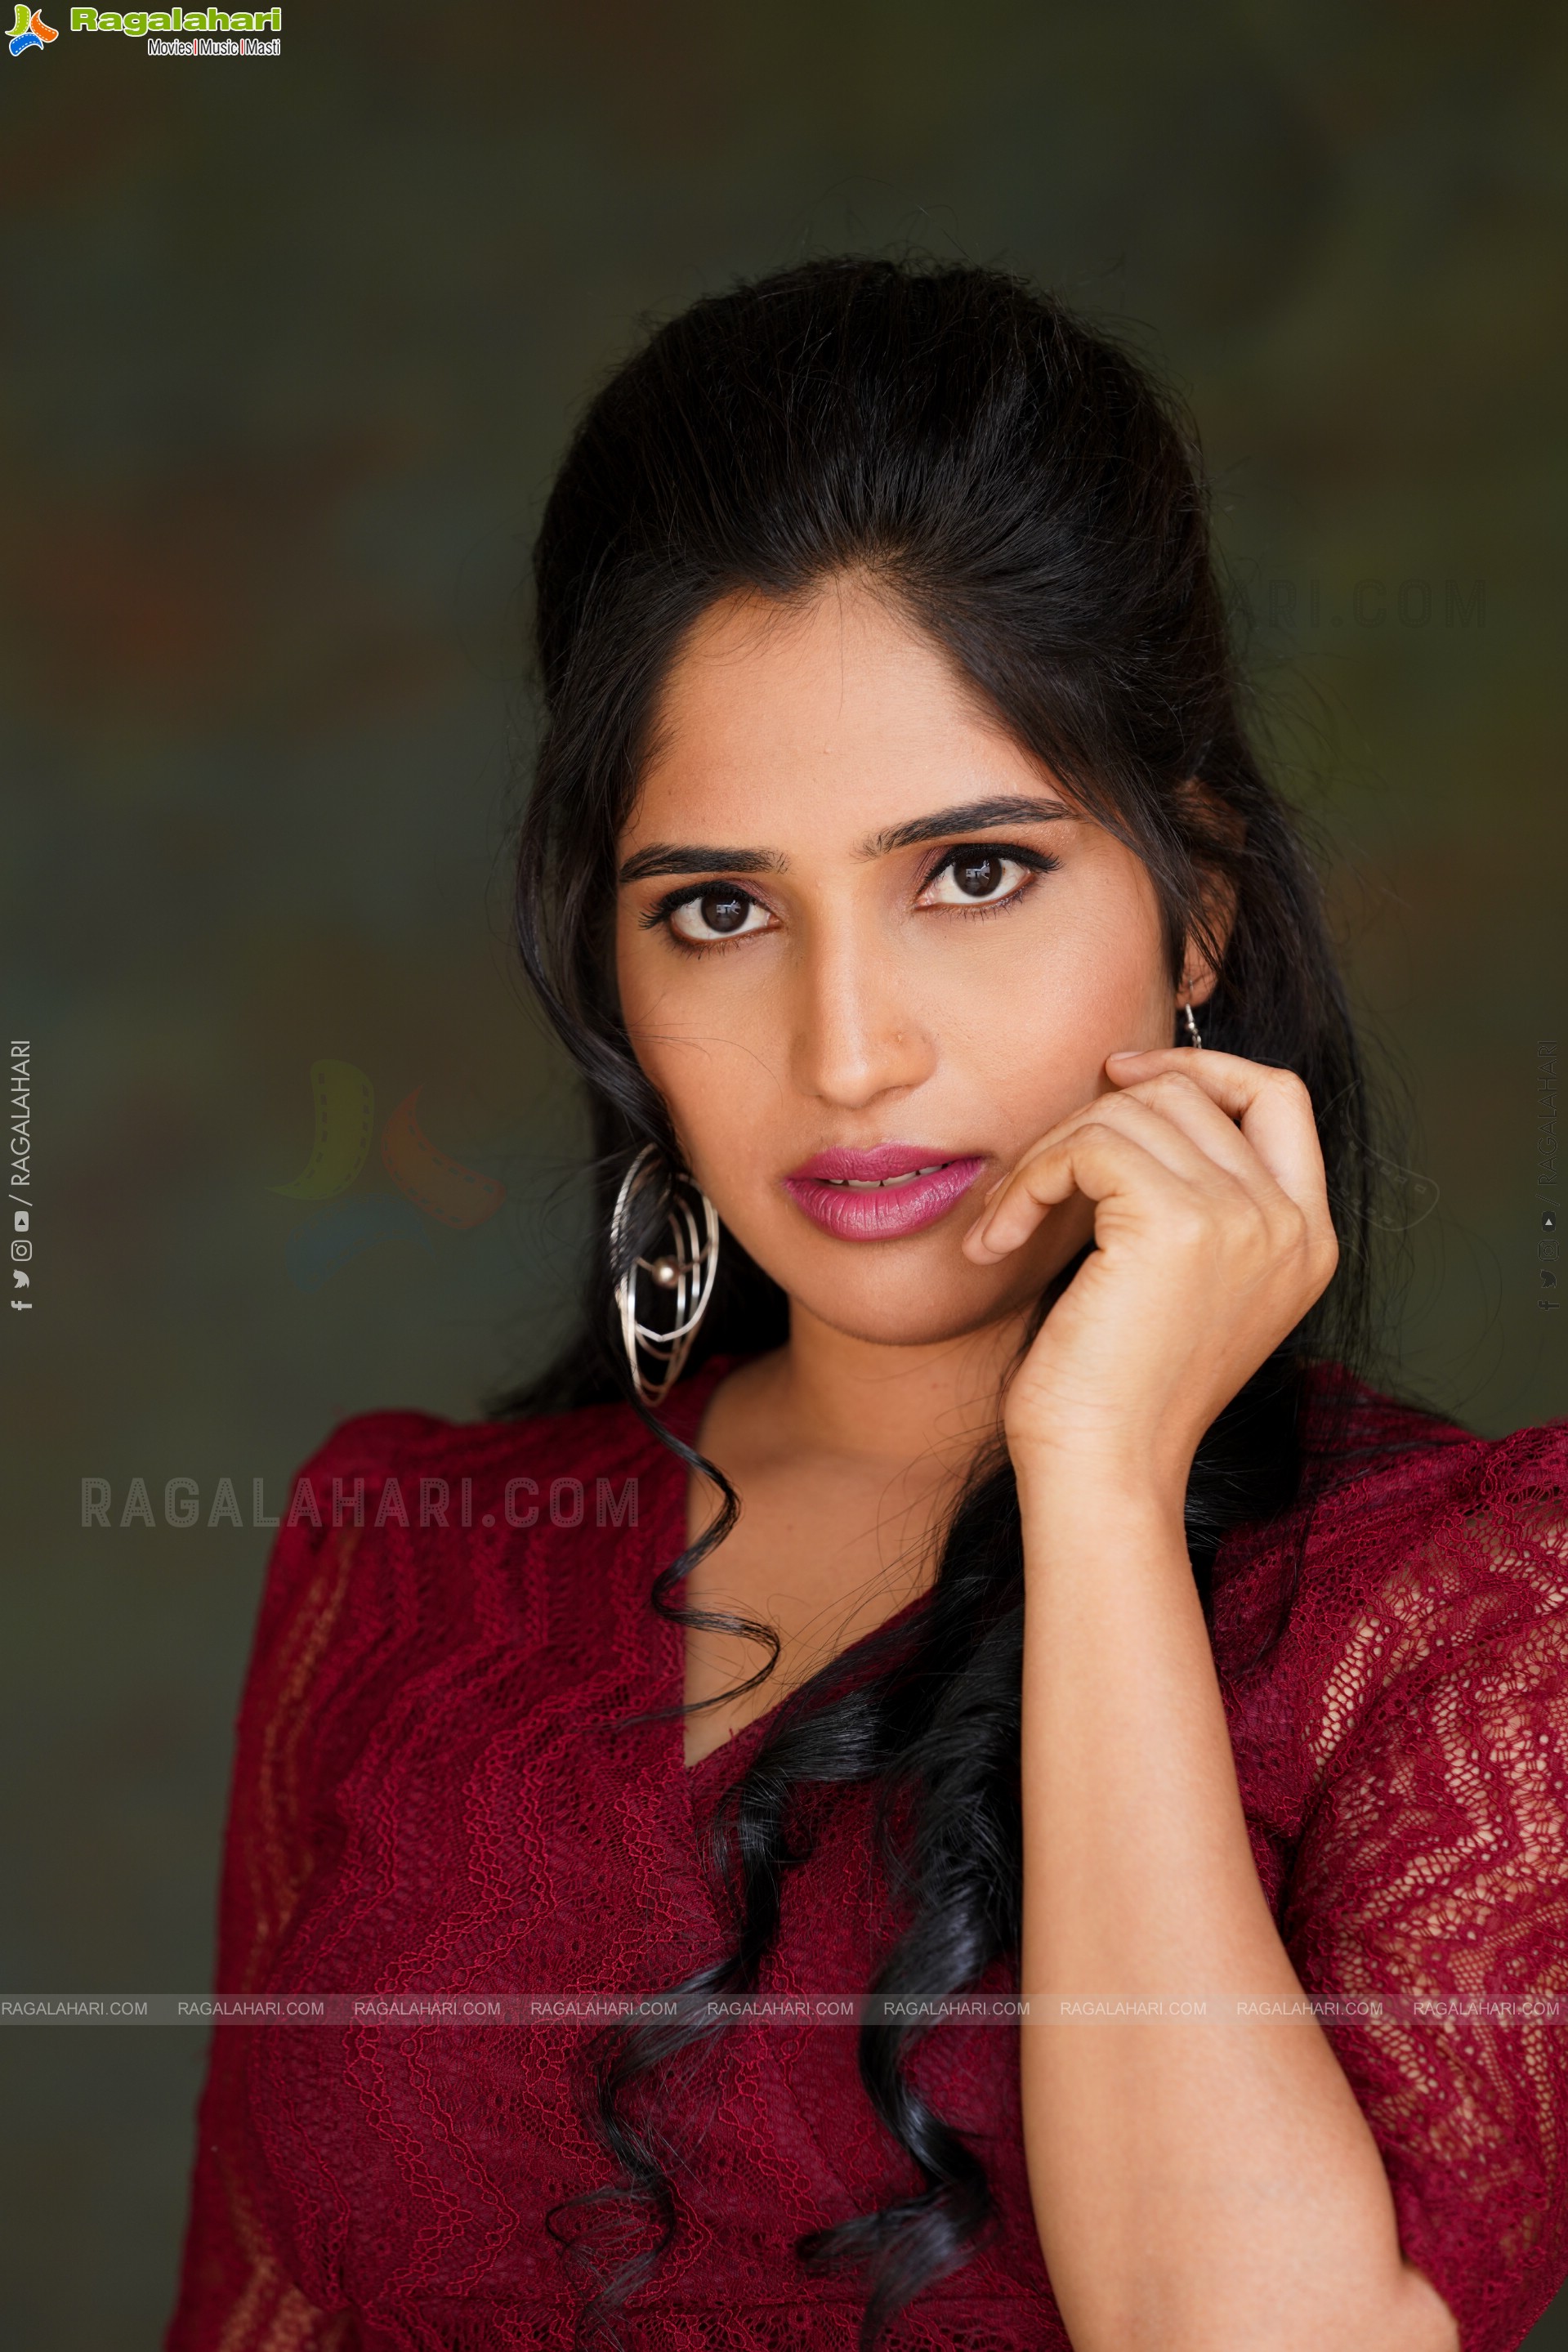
xmin=961 ymin=1046 xmax=1340 ymax=1501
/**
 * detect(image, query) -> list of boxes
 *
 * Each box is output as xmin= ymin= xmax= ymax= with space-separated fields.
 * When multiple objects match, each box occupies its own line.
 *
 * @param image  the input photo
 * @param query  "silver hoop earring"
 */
xmin=610 ymin=1144 xmax=721 ymax=1407
xmin=1182 ymin=1002 xmax=1204 ymax=1049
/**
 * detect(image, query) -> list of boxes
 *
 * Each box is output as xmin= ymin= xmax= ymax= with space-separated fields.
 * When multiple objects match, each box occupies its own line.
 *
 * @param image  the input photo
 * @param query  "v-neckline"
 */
xmin=641 ymin=1357 xmax=936 ymax=1798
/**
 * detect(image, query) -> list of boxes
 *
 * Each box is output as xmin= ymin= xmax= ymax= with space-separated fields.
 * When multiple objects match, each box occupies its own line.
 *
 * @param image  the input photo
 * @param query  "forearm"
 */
xmin=1013 ymin=1473 xmax=1454 ymax=2352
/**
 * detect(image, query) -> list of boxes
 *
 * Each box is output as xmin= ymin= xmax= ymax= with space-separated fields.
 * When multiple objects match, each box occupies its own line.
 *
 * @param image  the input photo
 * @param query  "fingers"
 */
xmin=963 ymin=1115 xmax=1211 ymax=1266
xmin=962 ymin=1047 xmax=1334 ymax=1269
xmin=1103 ymin=1047 xmax=1329 ymax=1209
xmin=1085 ymin=1070 xmax=1272 ymax=1194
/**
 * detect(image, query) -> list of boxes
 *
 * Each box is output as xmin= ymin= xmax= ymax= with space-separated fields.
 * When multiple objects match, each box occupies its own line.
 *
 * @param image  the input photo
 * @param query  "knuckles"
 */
xmin=1129 ymin=1067 xmax=1208 ymax=1106
xmin=1012 ymin=1073 xmax=1339 ymax=1306
xmin=1265 ymin=1066 xmax=1314 ymax=1110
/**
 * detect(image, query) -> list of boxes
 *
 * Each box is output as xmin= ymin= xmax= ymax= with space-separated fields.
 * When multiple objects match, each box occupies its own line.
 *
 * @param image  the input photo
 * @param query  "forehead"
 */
xmin=625 ymin=579 xmax=1052 ymax=846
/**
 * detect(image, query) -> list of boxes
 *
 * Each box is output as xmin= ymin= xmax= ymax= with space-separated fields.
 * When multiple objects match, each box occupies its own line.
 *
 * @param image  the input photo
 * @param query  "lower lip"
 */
xmin=782 ymin=1158 xmax=988 ymax=1242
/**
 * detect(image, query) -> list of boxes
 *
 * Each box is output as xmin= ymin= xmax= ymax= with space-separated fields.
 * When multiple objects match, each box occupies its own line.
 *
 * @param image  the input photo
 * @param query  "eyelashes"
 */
xmin=638 ymin=880 xmax=771 ymax=947
xmin=641 ymin=842 xmax=1061 ymax=952
xmin=916 ymin=843 xmax=1060 ymax=912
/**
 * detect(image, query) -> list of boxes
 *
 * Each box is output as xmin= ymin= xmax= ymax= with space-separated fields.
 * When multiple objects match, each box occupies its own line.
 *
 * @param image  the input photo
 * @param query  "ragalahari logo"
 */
xmin=8 ymin=7 xmax=58 ymax=51
xmin=273 ymin=1059 xmax=507 ymax=1293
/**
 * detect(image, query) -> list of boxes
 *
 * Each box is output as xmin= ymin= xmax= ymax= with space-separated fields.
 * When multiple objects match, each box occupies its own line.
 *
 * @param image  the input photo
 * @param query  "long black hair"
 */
xmin=496 ymin=254 xmax=1436 ymax=2348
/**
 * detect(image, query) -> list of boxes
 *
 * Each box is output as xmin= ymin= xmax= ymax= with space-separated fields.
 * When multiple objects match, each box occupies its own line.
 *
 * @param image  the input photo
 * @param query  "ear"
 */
xmin=1170 ymin=776 xmax=1242 ymax=1008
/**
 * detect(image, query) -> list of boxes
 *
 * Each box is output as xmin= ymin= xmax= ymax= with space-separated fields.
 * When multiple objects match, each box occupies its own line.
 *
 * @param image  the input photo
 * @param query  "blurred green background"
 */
xmin=1 ymin=2 xmax=1564 ymax=2345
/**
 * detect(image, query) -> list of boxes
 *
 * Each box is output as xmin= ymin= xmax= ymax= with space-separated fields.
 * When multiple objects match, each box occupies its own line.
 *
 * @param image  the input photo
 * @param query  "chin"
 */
xmin=803 ymin=1297 xmax=1024 ymax=1351
xmin=718 ymin=1201 xmax=1078 ymax=1350
xmin=782 ymin=1254 xmax=1043 ymax=1351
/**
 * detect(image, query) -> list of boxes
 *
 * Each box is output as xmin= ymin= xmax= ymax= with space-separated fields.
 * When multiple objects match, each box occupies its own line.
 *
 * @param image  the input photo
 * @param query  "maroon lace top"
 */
xmin=167 ymin=1357 xmax=1568 ymax=2352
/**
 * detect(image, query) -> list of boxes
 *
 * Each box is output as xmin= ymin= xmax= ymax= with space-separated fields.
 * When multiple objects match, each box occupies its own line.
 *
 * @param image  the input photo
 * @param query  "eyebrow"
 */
xmin=616 ymin=794 xmax=1072 ymax=885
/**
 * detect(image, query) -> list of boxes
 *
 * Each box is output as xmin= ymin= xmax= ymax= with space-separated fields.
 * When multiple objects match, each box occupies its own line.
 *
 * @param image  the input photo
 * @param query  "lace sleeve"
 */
xmin=1281 ymin=1426 xmax=1568 ymax=2352
xmin=163 ymin=1422 xmax=403 ymax=2352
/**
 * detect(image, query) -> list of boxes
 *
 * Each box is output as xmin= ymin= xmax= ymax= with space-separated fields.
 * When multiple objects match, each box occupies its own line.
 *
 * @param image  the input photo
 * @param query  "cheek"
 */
xmin=923 ymin=879 xmax=1164 ymax=1050
xmin=908 ymin=885 xmax=1168 ymax=1144
xmin=612 ymin=910 xmax=648 ymax=1035
xmin=614 ymin=927 xmax=773 ymax=1165
xmin=1043 ymin=869 xmax=1170 ymax=1032
xmin=615 ymin=914 xmax=704 ymax=1048
xmin=614 ymin=923 xmax=678 ymax=1108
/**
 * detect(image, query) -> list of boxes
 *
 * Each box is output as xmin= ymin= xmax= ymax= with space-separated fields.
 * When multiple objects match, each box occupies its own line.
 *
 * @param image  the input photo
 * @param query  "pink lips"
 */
xmin=782 ymin=1143 xmax=988 ymax=1242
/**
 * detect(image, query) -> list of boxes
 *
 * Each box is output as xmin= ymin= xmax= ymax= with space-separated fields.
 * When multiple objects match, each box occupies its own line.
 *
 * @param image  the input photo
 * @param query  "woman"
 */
xmin=168 ymin=258 xmax=1568 ymax=2352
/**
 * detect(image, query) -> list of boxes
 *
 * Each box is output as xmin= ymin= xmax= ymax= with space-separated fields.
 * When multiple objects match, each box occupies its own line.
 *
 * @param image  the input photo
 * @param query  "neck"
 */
xmin=744 ymin=1298 xmax=1033 ymax=1473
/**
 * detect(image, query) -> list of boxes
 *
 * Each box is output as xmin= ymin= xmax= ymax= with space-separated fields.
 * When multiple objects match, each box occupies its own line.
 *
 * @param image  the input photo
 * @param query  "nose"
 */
xmin=787 ymin=918 xmax=934 ymax=1111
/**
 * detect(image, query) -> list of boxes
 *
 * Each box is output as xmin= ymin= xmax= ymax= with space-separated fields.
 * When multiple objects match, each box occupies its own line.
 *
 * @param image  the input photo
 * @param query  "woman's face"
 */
xmin=614 ymin=579 xmax=1209 ymax=1351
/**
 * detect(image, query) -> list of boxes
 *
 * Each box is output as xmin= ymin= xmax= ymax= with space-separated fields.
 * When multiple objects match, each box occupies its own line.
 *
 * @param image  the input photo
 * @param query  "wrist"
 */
xmin=1008 ymin=1434 xmax=1192 ymax=1527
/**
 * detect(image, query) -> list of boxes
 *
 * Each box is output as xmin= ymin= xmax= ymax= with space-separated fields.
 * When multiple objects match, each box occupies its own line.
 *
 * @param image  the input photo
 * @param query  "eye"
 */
xmin=664 ymin=883 xmax=775 ymax=946
xmin=917 ymin=844 xmax=1054 ymax=910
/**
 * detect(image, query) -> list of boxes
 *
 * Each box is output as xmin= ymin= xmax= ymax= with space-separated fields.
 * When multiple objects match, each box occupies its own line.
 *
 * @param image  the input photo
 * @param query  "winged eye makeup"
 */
xmin=636 ymin=841 xmax=1064 ymax=948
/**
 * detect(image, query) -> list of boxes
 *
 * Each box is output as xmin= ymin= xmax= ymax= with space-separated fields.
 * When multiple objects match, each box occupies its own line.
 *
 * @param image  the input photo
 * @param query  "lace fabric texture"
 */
xmin=165 ymin=1361 xmax=1568 ymax=2352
